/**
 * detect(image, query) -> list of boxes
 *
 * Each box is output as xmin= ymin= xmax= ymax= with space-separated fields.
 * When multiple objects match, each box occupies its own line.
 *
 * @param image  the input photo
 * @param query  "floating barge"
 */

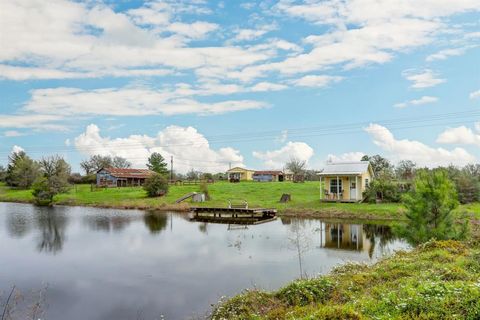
xmin=191 ymin=207 xmax=277 ymax=225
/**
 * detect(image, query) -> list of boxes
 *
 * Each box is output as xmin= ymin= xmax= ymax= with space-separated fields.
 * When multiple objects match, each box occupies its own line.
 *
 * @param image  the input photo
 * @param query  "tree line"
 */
xmin=360 ymin=154 xmax=480 ymax=205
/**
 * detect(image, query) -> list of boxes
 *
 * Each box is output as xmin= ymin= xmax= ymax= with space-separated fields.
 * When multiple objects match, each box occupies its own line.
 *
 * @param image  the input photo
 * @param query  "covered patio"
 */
xmin=318 ymin=175 xmax=362 ymax=203
xmin=317 ymin=161 xmax=373 ymax=203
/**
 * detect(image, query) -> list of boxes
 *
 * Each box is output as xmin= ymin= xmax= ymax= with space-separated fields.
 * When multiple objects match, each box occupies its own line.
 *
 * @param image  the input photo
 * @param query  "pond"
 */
xmin=0 ymin=203 xmax=409 ymax=319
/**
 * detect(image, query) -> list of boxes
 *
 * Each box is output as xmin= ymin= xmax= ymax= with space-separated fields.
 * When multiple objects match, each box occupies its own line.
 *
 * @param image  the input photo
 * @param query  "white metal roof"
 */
xmin=318 ymin=161 xmax=371 ymax=176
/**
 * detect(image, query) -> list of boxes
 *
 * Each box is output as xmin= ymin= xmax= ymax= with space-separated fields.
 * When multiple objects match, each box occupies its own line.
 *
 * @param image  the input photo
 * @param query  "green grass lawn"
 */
xmin=0 ymin=181 xmax=478 ymax=220
xmin=210 ymin=239 xmax=480 ymax=319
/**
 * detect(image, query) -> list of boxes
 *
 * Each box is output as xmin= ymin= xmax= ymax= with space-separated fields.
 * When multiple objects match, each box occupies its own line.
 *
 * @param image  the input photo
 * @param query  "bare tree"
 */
xmin=80 ymin=155 xmax=131 ymax=175
xmin=288 ymin=220 xmax=311 ymax=279
xmin=396 ymin=160 xmax=416 ymax=180
xmin=285 ymin=157 xmax=306 ymax=182
xmin=112 ymin=156 xmax=131 ymax=169
xmin=285 ymin=158 xmax=306 ymax=175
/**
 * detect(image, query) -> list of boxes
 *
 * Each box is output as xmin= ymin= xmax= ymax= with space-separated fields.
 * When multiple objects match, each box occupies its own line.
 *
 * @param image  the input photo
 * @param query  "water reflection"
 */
xmin=7 ymin=211 xmax=32 ymax=238
xmin=319 ymin=222 xmax=398 ymax=256
xmin=36 ymin=207 xmax=68 ymax=254
xmin=0 ymin=203 xmax=409 ymax=320
xmin=143 ymin=211 xmax=168 ymax=234
xmin=83 ymin=213 xmax=135 ymax=232
xmin=287 ymin=220 xmax=312 ymax=279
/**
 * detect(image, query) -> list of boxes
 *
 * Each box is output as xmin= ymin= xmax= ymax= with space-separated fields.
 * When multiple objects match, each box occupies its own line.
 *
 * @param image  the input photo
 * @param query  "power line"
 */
xmin=0 ymin=109 xmax=479 ymax=159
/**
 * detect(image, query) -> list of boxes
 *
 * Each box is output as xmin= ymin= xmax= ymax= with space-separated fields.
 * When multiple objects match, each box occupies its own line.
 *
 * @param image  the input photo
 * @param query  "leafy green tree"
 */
xmin=453 ymin=170 xmax=480 ymax=204
xmin=143 ymin=173 xmax=169 ymax=197
xmin=32 ymin=177 xmax=56 ymax=206
xmin=146 ymin=152 xmax=169 ymax=175
xmin=361 ymin=154 xmax=394 ymax=177
xmin=33 ymin=155 xmax=71 ymax=205
xmin=0 ymin=165 xmax=6 ymax=182
xmin=39 ymin=155 xmax=71 ymax=194
xmin=5 ymin=151 xmax=41 ymax=189
xmin=363 ymin=177 xmax=401 ymax=203
xmin=186 ymin=169 xmax=200 ymax=181
xmin=399 ymin=169 xmax=467 ymax=244
xmin=463 ymin=163 xmax=480 ymax=178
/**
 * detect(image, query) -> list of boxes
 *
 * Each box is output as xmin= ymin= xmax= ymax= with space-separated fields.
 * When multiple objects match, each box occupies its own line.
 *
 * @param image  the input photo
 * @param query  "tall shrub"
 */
xmin=144 ymin=173 xmax=169 ymax=197
xmin=399 ymin=169 xmax=467 ymax=244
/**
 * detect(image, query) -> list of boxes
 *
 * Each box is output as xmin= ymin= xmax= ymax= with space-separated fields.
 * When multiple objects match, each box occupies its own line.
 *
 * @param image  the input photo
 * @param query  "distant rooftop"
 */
xmin=100 ymin=167 xmax=155 ymax=179
xmin=318 ymin=161 xmax=371 ymax=176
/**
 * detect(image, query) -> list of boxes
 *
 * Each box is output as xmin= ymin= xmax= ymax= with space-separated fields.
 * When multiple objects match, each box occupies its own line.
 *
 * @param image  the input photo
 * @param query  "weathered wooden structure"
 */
xmin=191 ymin=207 xmax=277 ymax=225
xmin=96 ymin=168 xmax=155 ymax=187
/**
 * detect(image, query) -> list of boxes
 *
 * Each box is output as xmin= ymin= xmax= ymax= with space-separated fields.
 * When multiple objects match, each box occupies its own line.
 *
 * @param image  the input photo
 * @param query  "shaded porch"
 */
xmin=318 ymin=175 xmax=362 ymax=203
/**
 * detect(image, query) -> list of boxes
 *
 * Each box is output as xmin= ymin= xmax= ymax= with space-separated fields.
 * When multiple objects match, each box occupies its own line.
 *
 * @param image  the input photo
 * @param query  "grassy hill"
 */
xmin=0 ymin=181 xmax=478 ymax=220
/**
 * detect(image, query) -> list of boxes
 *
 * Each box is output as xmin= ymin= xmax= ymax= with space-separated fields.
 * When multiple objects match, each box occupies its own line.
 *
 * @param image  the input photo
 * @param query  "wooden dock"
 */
xmin=191 ymin=207 xmax=277 ymax=225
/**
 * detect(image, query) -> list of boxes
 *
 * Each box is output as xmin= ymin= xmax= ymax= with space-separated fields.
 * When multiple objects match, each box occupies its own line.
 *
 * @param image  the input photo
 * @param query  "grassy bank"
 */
xmin=211 ymin=239 xmax=480 ymax=320
xmin=0 ymin=182 xmax=478 ymax=220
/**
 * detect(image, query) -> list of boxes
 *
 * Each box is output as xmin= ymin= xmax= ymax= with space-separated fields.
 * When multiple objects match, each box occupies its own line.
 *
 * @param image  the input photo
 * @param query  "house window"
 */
xmin=330 ymin=178 xmax=342 ymax=193
xmin=365 ymin=178 xmax=369 ymax=188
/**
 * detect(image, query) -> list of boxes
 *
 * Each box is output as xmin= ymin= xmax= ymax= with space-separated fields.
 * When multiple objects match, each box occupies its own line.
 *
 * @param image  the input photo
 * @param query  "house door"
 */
xmin=350 ymin=178 xmax=357 ymax=200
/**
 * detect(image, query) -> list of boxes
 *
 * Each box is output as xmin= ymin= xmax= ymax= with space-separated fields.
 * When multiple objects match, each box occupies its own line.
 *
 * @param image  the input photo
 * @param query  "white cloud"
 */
xmin=23 ymin=86 xmax=268 ymax=116
xmin=394 ymin=96 xmax=438 ymax=108
xmin=326 ymin=152 xmax=365 ymax=163
xmin=3 ymin=131 xmax=25 ymax=137
xmin=233 ymin=25 xmax=276 ymax=42
xmin=364 ymin=123 xmax=475 ymax=167
xmin=0 ymin=114 xmax=67 ymax=131
xmin=278 ymin=130 xmax=288 ymax=143
xmin=74 ymin=124 xmax=244 ymax=173
xmin=250 ymin=82 xmax=287 ymax=92
xmin=167 ymin=21 xmax=219 ymax=40
xmin=253 ymin=141 xmax=314 ymax=168
xmin=0 ymin=0 xmax=271 ymax=80
xmin=11 ymin=145 xmax=24 ymax=154
xmin=0 ymin=64 xmax=172 ymax=81
xmin=291 ymin=75 xmax=343 ymax=88
xmin=436 ymin=125 xmax=480 ymax=147
xmin=470 ymin=89 xmax=480 ymax=99
xmin=402 ymin=69 xmax=446 ymax=89
xmin=2 ymin=0 xmax=477 ymax=86
xmin=267 ymin=0 xmax=480 ymax=77
xmin=426 ymin=46 xmax=474 ymax=62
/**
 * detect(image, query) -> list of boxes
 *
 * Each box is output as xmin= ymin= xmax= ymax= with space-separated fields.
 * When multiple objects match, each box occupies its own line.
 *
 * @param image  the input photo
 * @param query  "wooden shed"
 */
xmin=96 ymin=168 xmax=155 ymax=187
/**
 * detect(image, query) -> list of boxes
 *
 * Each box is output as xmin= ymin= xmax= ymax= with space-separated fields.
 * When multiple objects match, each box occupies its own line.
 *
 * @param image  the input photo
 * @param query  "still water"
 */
xmin=0 ymin=202 xmax=409 ymax=319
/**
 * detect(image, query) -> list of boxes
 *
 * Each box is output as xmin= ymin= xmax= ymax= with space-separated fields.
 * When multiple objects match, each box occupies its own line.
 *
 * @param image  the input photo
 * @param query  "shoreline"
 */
xmin=0 ymin=197 xmax=405 ymax=221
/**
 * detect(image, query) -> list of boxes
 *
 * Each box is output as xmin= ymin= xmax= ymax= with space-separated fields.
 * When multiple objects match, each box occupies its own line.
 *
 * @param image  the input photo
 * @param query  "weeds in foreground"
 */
xmin=0 ymin=286 xmax=47 ymax=320
xmin=210 ymin=240 xmax=480 ymax=320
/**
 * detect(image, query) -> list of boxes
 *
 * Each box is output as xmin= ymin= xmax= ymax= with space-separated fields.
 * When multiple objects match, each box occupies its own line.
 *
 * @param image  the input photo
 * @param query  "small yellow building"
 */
xmin=318 ymin=161 xmax=374 ymax=202
xmin=227 ymin=167 xmax=255 ymax=182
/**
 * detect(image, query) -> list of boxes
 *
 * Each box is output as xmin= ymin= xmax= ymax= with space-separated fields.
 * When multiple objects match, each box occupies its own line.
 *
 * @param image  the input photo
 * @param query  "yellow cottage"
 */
xmin=318 ymin=161 xmax=374 ymax=202
xmin=226 ymin=167 xmax=255 ymax=182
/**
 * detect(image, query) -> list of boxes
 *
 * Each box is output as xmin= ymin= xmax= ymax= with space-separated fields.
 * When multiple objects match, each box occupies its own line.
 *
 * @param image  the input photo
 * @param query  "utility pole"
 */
xmin=170 ymin=156 xmax=174 ymax=181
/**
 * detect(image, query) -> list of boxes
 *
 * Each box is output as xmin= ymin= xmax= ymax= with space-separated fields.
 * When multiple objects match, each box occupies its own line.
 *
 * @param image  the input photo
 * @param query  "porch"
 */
xmin=319 ymin=175 xmax=362 ymax=203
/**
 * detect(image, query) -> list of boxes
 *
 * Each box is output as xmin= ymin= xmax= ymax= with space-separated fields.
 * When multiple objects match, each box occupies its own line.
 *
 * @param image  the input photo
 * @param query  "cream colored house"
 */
xmin=318 ymin=161 xmax=374 ymax=202
xmin=227 ymin=167 xmax=255 ymax=182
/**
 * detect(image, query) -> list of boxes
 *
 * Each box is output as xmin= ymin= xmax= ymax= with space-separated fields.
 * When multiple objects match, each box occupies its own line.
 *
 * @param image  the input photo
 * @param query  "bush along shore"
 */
xmin=210 ymin=239 xmax=480 ymax=320
xmin=212 ymin=170 xmax=480 ymax=319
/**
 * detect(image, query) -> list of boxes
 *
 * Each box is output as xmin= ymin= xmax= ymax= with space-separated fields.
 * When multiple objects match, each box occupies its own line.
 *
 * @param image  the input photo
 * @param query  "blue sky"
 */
xmin=0 ymin=0 xmax=479 ymax=173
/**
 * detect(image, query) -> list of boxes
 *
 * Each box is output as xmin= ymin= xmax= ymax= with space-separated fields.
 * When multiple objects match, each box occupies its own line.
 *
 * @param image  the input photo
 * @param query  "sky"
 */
xmin=0 ymin=0 xmax=479 ymax=173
